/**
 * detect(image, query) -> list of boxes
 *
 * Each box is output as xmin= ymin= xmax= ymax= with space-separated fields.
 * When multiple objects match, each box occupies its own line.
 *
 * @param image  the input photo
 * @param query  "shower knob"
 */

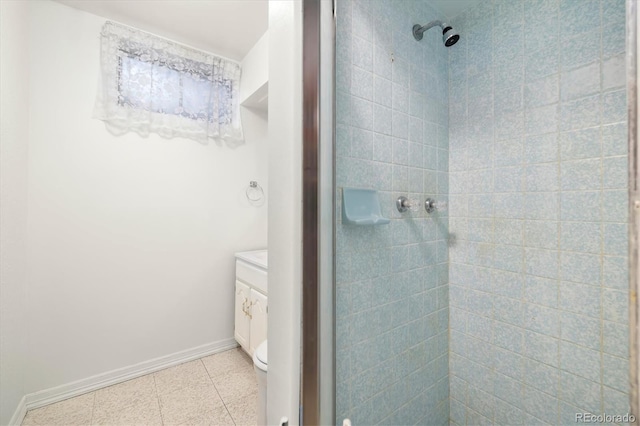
xmin=425 ymin=198 xmax=436 ymax=213
xmin=425 ymin=198 xmax=447 ymax=213
xmin=396 ymin=196 xmax=419 ymax=212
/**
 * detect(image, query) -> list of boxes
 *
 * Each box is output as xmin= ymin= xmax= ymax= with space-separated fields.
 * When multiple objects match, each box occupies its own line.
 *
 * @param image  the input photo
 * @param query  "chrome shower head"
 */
xmin=413 ymin=21 xmax=460 ymax=47
xmin=442 ymin=25 xmax=460 ymax=46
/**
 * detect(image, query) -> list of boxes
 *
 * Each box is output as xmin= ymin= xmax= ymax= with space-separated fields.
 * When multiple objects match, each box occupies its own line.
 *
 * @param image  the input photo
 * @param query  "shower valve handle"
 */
xmin=425 ymin=198 xmax=447 ymax=213
xmin=396 ymin=196 xmax=420 ymax=212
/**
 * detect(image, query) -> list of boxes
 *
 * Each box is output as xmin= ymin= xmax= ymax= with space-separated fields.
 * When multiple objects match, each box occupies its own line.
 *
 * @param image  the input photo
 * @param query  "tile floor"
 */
xmin=22 ymin=347 xmax=258 ymax=426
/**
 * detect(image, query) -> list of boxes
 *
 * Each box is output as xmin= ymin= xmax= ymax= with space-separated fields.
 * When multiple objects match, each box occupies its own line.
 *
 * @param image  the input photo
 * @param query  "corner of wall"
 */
xmin=267 ymin=1 xmax=303 ymax=424
xmin=0 ymin=0 xmax=30 ymax=424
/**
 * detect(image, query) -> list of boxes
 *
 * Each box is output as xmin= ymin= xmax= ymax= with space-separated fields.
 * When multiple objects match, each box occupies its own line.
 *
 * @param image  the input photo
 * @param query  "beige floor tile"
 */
xmin=159 ymin=383 xmax=226 ymax=425
xmin=92 ymin=398 xmax=162 ymax=426
xmin=94 ymin=374 xmax=157 ymax=414
xmin=224 ymin=391 xmax=258 ymax=426
xmin=21 ymin=354 xmax=257 ymax=426
xmin=154 ymin=360 xmax=212 ymax=395
xmin=175 ymin=407 xmax=235 ymax=426
xmin=21 ymin=411 xmax=40 ymax=425
xmin=24 ymin=392 xmax=95 ymax=426
xmin=201 ymin=348 xmax=253 ymax=379
xmin=212 ymin=367 xmax=257 ymax=404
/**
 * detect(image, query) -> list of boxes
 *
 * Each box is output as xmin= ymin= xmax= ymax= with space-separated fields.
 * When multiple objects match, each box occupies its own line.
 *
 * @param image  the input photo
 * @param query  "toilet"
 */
xmin=253 ymin=340 xmax=268 ymax=425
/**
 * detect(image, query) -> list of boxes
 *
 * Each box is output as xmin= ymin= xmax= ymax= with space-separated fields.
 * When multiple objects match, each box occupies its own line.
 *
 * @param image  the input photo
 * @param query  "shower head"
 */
xmin=443 ymin=25 xmax=460 ymax=46
xmin=412 ymin=21 xmax=460 ymax=46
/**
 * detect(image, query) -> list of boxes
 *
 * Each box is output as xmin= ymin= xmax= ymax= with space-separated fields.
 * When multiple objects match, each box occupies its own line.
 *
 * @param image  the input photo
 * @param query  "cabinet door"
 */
xmin=249 ymin=289 xmax=268 ymax=355
xmin=234 ymin=281 xmax=251 ymax=353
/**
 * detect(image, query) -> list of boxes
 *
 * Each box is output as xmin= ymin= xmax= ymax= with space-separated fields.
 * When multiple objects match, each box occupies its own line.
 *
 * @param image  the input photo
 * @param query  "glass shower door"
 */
xmin=332 ymin=0 xmax=632 ymax=425
xmin=334 ymin=0 xmax=451 ymax=423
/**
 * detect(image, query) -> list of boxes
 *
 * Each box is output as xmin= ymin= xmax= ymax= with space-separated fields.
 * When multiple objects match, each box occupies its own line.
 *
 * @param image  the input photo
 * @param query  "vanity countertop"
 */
xmin=235 ymin=249 xmax=268 ymax=270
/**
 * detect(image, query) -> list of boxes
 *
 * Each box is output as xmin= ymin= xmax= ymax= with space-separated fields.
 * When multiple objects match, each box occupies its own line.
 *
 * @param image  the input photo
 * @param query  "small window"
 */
xmin=94 ymin=22 xmax=243 ymax=144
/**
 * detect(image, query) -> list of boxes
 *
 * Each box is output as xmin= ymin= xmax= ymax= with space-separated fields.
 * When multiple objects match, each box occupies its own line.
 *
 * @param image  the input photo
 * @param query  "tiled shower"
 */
xmin=448 ymin=0 xmax=629 ymax=424
xmin=335 ymin=0 xmax=629 ymax=424
xmin=335 ymin=0 xmax=450 ymax=423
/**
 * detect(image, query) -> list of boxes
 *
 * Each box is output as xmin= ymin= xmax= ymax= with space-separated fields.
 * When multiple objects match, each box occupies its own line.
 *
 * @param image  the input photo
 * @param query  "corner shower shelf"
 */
xmin=341 ymin=188 xmax=390 ymax=226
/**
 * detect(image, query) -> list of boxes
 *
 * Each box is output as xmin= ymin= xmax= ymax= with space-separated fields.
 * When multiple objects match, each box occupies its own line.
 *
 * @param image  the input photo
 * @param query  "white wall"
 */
xmin=240 ymin=31 xmax=269 ymax=104
xmin=267 ymin=1 xmax=302 ymax=424
xmin=25 ymin=0 xmax=268 ymax=394
xmin=0 ymin=1 xmax=30 ymax=423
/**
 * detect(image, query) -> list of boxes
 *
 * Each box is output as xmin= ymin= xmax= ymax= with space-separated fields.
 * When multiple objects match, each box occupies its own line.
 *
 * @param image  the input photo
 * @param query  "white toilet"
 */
xmin=253 ymin=340 xmax=268 ymax=425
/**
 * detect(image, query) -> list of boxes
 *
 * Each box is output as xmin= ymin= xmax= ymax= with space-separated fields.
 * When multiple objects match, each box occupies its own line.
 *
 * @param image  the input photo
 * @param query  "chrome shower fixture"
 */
xmin=412 ymin=20 xmax=460 ymax=46
xmin=396 ymin=196 xmax=420 ymax=213
xmin=425 ymin=198 xmax=447 ymax=214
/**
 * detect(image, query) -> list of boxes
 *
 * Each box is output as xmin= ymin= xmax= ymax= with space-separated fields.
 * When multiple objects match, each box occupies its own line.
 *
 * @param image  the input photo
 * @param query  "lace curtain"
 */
xmin=94 ymin=21 xmax=244 ymax=145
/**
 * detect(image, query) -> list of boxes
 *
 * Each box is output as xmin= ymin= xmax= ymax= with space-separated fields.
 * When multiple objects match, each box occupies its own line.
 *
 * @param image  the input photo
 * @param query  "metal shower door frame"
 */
xmin=301 ymin=0 xmax=335 ymax=424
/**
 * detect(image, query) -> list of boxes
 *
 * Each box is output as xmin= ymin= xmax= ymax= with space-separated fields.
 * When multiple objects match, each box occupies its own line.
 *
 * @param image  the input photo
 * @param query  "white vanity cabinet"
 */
xmin=234 ymin=250 xmax=268 ymax=356
xmin=234 ymin=281 xmax=251 ymax=351
xmin=249 ymin=289 xmax=268 ymax=354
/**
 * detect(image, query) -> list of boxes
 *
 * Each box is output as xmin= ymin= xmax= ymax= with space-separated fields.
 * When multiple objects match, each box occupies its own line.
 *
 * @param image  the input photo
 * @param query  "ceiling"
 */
xmin=55 ymin=0 xmax=268 ymax=61
xmin=429 ymin=0 xmax=483 ymax=19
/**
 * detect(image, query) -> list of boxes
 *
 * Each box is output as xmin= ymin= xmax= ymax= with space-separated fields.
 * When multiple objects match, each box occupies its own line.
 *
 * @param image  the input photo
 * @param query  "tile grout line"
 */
xmin=151 ymin=369 xmax=166 ymax=426
xmin=200 ymin=357 xmax=237 ymax=426
xmin=599 ymin=0 xmax=606 ymax=416
xmin=89 ymin=392 xmax=97 ymax=426
xmin=555 ymin=1 xmax=563 ymax=421
xmin=150 ymin=385 xmax=163 ymax=426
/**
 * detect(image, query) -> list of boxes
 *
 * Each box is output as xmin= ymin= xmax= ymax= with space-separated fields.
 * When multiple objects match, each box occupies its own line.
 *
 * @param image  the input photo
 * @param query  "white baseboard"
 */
xmin=24 ymin=338 xmax=238 ymax=411
xmin=9 ymin=395 xmax=27 ymax=426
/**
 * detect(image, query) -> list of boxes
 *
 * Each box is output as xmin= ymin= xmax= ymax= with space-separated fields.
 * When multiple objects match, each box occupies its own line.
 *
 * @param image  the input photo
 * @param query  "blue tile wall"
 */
xmin=447 ymin=0 xmax=629 ymax=425
xmin=335 ymin=0 xmax=450 ymax=424
xmin=337 ymin=0 xmax=628 ymax=423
